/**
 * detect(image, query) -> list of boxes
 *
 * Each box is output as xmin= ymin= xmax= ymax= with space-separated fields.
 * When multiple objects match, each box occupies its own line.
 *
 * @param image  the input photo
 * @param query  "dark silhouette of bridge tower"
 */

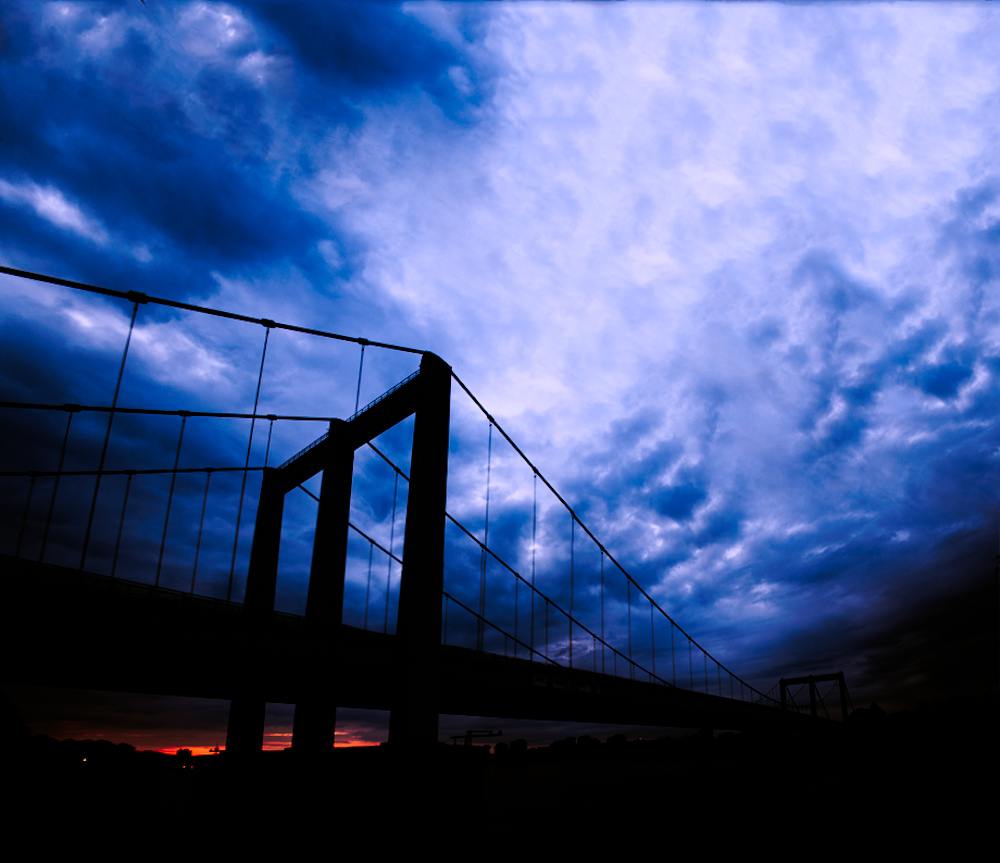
xmin=780 ymin=673 xmax=850 ymax=722
xmin=229 ymin=352 xmax=452 ymax=755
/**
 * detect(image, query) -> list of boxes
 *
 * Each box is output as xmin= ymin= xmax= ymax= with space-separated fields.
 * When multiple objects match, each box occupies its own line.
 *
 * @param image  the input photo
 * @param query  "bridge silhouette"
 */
xmin=1 ymin=265 xmax=850 ymax=755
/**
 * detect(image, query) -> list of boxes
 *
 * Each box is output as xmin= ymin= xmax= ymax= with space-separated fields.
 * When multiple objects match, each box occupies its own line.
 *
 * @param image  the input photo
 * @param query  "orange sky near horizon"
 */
xmin=153 ymin=736 xmax=382 ymax=757
xmin=126 ymin=728 xmax=387 ymax=755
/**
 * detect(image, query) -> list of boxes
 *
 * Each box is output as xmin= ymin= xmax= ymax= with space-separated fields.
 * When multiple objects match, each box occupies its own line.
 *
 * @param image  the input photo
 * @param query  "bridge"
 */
xmin=1 ymin=265 xmax=851 ymax=755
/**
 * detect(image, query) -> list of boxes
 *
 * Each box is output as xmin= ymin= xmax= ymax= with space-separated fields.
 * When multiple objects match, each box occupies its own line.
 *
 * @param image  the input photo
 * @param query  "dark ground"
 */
xmin=5 ymin=693 xmax=995 ymax=847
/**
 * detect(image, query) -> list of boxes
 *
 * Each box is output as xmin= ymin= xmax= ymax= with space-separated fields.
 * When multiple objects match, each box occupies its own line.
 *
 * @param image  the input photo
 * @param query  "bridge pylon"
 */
xmin=292 ymin=421 xmax=355 ymax=754
xmin=225 ymin=352 xmax=452 ymax=756
xmin=778 ymin=672 xmax=850 ymax=722
xmin=226 ymin=466 xmax=287 ymax=756
xmin=387 ymin=352 xmax=451 ymax=751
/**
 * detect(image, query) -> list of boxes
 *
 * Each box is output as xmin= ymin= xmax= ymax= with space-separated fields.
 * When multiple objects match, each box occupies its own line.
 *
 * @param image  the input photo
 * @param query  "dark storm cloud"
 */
xmin=1 ymin=18 xmax=311 ymax=267
xmin=743 ymin=528 xmax=998 ymax=709
xmin=249 ymin=1 xmax=471 ymax=97
xmin=0 ymin=1 xmax=485 ymax=302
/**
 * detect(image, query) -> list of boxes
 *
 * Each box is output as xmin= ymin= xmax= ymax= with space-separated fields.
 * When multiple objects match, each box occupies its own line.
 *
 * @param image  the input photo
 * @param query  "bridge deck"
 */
xmin=2 ymin=555 xmax=806 ymax=731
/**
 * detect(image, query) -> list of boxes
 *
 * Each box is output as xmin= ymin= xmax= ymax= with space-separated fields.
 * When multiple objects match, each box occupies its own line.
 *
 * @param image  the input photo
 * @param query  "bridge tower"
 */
xmin=779 ymin=672 xmax=850 ymax=721
xmin=387 ymin=353 xmax=451 ymax=750
xmin=225 ymin=352 xmax=452 ymax=756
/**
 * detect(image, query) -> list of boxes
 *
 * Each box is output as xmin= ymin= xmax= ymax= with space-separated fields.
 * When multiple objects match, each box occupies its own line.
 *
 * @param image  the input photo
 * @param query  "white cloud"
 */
xmin=317 ymin=240 xmax=344 ymax=269
xmin=132 ymin=244 xmax=154 ymax=263
xmin=178 ymin=2 xmax=254 ymax=59
xmin=237 ymin=49 xmax=287 ymax=88
xmin=0 ymin=178 xmax=110 ymax=245
xmin=132 ymin=323 xmax=233 ymax=388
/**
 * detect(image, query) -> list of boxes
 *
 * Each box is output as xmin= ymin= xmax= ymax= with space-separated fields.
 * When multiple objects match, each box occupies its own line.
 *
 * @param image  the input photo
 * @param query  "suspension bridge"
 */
xmin=0 ymin=265 xmax=852 ymax=755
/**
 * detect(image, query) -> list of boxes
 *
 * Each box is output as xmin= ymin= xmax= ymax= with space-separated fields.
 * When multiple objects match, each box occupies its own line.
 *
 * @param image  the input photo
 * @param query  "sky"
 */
xmin=1 ymin=1 xmax=998 ymax=751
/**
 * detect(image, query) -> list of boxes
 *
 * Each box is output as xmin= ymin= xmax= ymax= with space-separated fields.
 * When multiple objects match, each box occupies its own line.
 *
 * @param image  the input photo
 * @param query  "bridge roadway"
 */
xmin=2 ymin=555 xmax=807 ymax=733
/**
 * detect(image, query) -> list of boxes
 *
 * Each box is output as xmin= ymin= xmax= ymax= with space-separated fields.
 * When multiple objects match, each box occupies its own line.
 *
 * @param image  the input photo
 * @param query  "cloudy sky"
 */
xmin=2 ymin=1 xmax=998 ymax=750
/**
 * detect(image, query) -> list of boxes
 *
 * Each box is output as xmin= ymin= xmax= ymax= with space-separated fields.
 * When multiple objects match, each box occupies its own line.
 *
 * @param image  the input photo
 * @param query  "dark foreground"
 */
xmin=7 ymin=697 xmax=995 ymax=844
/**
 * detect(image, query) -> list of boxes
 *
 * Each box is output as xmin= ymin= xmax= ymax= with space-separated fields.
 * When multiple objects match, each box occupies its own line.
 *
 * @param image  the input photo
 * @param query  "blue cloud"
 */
xmin=915 ymin=359 xmax=974 ymax=400
xmin=251 ymin=1 xmax=461 ymax=91
xmin=652 ymin=480 xmax=706 ymax=522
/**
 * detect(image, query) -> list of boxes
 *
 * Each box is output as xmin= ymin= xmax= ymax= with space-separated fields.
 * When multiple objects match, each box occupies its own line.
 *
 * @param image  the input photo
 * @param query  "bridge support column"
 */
xmin=388 ymin=353 xmax=451 ymax=750
xmin=293 ymin=421 xmax=353 ymax=754
xmin=226 ymin=697 xmax=267 ymax=756
xmin=226 ymin=468 xmax=284 ymax=756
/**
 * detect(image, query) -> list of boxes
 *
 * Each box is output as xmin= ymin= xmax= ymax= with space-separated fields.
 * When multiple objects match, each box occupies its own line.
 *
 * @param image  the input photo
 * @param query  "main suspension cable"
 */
xmin=0 ymin=401 xmax=331 ymax=421
xmin=0 ymin=265 xmax=423 ymax=355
